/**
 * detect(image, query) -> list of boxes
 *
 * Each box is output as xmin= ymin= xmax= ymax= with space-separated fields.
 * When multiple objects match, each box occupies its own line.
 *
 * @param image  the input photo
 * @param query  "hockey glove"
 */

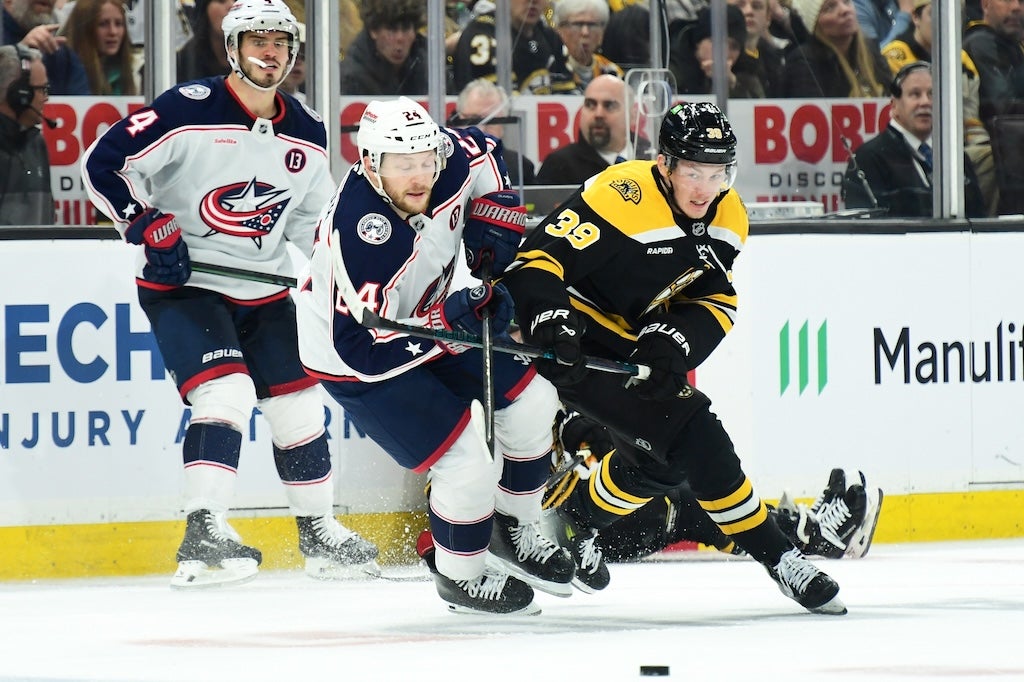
xmin=557 ymin=412 xmax=615 ymax=461
xmin=522 ymin=307 xmax=588 ymax=387
xmin=626 ymin=317 xmax=692 ymax=400
xmin=463 ymin=191 xmax=527 ymax=278
xmin=124 ymin=208 xmax=191 ymax=287
xmin=429 ymin=283 xmax=514 ymax=354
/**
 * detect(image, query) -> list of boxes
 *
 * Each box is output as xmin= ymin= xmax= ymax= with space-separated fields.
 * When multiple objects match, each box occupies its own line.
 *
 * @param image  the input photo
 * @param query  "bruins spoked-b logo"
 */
xmin=610 ymin=178 xmax=641 ymax=204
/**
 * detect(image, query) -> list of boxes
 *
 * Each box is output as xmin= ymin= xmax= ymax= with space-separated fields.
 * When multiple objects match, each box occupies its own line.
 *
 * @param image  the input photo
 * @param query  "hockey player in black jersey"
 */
xmin=82 ymin=0 xmax=378 ymax=588
xmin=545 ymin=412 xmax=885 ymax=563
xmin=502 ymin=101 xmax=848 ymax=614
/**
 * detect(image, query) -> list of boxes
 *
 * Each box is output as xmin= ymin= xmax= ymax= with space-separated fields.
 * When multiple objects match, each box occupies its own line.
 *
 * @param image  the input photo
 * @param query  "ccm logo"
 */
xmin=201 ymin=348 xmax=243 ymax=363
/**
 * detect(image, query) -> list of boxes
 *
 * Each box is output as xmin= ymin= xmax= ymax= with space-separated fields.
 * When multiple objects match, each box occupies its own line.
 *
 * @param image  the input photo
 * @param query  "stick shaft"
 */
xmin=361 ymin=309 xmax=648 ymax=378
xmin=192 ymin=261 xmax=298 ymax=288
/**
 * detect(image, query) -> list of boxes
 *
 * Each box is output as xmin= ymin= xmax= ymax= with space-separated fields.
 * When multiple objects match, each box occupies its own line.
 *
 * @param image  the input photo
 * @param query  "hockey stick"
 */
xmin=479 ymin=256 xmax=496 ymax=454
xmin=192 ymin=261 xmax=298 ymax=288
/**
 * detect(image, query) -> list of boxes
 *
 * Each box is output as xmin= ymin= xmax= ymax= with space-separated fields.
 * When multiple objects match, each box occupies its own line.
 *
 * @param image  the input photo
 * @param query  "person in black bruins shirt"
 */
xmin=452 ymin=0 xmax=576 ymax=95
xmin=502 ymin=101 xmax=847 ymax=615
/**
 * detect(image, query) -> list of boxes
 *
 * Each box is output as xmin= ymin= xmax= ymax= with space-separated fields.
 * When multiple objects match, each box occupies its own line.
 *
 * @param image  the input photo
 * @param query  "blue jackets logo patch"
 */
xmin=199 ymin=178 xmax=290 ymax=246
xmin=357 ymin=213 xmax=392 ymax=244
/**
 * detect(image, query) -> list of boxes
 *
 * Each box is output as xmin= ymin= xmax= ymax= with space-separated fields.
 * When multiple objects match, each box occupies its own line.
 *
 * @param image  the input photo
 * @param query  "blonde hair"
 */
xmin=815 ymin=26 xmax=885 ymax=97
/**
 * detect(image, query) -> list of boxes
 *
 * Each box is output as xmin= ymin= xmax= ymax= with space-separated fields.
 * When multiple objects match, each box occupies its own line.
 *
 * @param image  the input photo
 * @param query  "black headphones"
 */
xmin=6 ymin=44 xmax=35 ymax=114
xmin=890 ymin=61 xmax=931 ymax=98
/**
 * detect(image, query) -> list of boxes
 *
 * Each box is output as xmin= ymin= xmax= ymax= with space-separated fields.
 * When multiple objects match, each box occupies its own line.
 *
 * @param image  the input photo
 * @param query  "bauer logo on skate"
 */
xmin=199 ymin=178 xmax=290 ymax=242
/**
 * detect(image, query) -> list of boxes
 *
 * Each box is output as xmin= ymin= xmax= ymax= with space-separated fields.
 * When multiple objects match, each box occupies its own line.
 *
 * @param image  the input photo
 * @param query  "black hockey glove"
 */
xmin=558 ymin=412 xmax=615 ymax=461
xmin=626 ymin=317 xmax=692 ymax=400
xmin=429 ymin=283 xmax=513 ymax=354
xmin=463 ymin=191 xmax=527 ymax=278
xmin=522 ymin=307 xmax=587 ymax=386
xmin=124 ymin=208 xmax=191 ymax=287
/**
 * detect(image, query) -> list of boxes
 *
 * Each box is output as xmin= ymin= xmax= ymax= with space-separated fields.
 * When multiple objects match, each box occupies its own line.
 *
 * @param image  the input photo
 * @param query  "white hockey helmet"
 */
xmin=357 ymin=97 xmax=445 ymax=200
xmin=223 ymin=0 xmax=300 ymax=91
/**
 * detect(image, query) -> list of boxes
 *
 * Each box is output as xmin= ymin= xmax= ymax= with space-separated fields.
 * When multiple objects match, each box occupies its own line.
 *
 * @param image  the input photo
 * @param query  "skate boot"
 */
xmin=489 ymin=511 xmax=575 ymax=597
xmin=542 ymin=508 xmax=610 ymax=593
xmin=775 ymin=492 xmax=843 ymax=559
xmin=171 ymin=509 xmax=262 ymax=589
xmin=417 ymin=531 xmax=540 ymax=615
xmin=765 ymin=547 xmax=847 ymax=615
xmin=297 ymin=515 xmax=381 ymax=580
xmin=813 ymin=469 xmax=883 ymax=559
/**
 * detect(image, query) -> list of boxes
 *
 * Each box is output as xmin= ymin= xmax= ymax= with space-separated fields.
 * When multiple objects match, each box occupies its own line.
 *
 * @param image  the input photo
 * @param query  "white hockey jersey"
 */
xmin=297 ymin=126 xmax=511 ymax=382
xmin=81 ymin=76 xmax=335 ymax=302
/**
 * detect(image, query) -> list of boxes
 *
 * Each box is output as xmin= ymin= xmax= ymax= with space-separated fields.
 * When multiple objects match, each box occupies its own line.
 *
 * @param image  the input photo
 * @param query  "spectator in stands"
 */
xmin=453 ymin=0 xmax=576 ymax=95
xmin=2 ymin=0 xmax=88 ymax=94
xmin=730 ymin=0 xmax=788 ymax=97
xmin=61 ymin=0 xmax=137 ymax=95
xmin=882 ymin=0 xmax=997 ymax=215
xmin=553 ymin=0 xmax=623 ymax=90
xmin=782 ymin=0 xmax=890 ymax=97
xmin=339 ymin=0 xmax=429 ymax=96
xmin=842 ymin=62 xmax=985 ymax=217
xmin=853 ymin=0 xmax=913 ymax=46
xmin=0 ymin=44 xmax=54 ymax=225
xmin=601 ymin=3 xmax=650 ymax=70
xmin=175 ymin=0 xmax=231 ymax=82
xmin=670 ymin=4 xmax=765 ymax=97
xmin=449 ymin=78 xmax=537 ymax=186
xmin=963 ymin=0 xmax=1024 ymax=132
xmin=536 ymin=74 xmax=644 ymax=185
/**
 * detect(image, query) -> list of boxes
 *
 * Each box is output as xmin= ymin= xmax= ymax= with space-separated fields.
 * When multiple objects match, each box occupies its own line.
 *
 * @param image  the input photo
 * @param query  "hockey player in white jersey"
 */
xmin=296 ymin=97 xmax=576 ymax=615
xmin=81 ymin=0 xmax=378 ymax=588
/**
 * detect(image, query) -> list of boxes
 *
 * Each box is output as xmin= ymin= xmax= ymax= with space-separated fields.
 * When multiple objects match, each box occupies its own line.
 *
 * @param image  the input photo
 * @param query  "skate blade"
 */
xmin=570 ymin=576 xmax=605 ymax=594
xmin=446 ymin=601 xmax=542 ymax=616
xmin=807 ymin=594 xmax=848 ymax=616
xmin=170 ymin=558 xmax=258 ymax=590
xmin=305 ymin=557 xmax=384 ymax=581
xmin=488 ymin=555 xmax=574 ymax=598
xmin=845 ymin=488 xmax=884 ymax=559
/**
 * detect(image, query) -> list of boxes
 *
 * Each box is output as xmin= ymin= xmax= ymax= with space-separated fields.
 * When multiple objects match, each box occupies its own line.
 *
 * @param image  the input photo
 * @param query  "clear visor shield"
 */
xmin=671 ymin=160 xmax=738 ymax=193
xmin=376 ymin=150 xmax=444 ymax=178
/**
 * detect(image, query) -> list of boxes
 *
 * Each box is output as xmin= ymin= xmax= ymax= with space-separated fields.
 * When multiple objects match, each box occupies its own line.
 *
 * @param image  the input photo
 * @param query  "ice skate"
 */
xmin=542 ymin=508 xmax=610 ymax=593
xmin=417 ymin=531 xmax=540 ymax=615
xmin=775 ymin=492 xmax=844 ymax=559
xmin=297 ymin=515 xmax=381 ymax=580
xmin=765 ymin=547 xmax=846 ymax=615
xmin=171 ymin=509 xmax=262 ymax=589
xmin=489 ymin=511 xmax=575 ymax=597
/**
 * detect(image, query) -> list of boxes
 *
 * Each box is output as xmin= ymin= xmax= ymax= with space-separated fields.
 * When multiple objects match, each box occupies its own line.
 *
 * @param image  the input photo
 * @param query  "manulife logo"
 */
xmin=779 ymin=320 xmax=828 ymax=395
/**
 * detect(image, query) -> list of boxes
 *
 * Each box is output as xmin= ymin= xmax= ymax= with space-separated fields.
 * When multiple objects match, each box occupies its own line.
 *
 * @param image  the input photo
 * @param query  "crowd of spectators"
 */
xmin=3 ymin=0 xmax=1023 ymax=216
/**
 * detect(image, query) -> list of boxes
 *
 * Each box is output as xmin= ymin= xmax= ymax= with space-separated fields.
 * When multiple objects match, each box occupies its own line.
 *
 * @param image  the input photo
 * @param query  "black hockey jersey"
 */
xmin=503 ymin=160 xmax=748 ymax=367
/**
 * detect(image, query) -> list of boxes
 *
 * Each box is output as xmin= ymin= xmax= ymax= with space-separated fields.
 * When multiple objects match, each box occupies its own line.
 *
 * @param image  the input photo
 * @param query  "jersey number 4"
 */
xmin=335 ymin=281 xmax=380 ymax=317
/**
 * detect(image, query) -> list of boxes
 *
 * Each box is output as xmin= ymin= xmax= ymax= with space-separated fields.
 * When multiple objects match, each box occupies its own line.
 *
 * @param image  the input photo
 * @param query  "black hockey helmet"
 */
xmin=659 ymin=101 xmax=737 ymax=166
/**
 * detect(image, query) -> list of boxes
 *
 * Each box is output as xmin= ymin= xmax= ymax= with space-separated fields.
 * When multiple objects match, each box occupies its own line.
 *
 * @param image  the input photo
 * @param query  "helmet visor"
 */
xmin=669 ymin=159 xmax=738 ymax=193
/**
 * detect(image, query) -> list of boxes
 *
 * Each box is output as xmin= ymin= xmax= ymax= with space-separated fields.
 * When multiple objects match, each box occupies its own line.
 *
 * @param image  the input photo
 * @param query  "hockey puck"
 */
xmin=639 ymin=665 xmax=670 ymax=676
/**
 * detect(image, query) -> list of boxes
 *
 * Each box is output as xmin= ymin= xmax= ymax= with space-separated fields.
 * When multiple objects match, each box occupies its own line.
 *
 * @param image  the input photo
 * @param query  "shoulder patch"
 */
xmin=177 ymin=83 xmax=212 ymax=100
xmin=610 ymin=178 xmax=641 ymax=204
xmin=300 ymin=100 xmax=323 ymax=123
xmin=441 ymin=134 xmax=455 ymax=159
xmin=357 ymin=213 xmax=392 ymax=244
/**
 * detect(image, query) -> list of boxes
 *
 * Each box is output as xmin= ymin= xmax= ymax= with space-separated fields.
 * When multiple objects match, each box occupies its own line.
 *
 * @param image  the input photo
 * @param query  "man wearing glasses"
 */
xmin=0 ymin=43 xmax=54 ymax=225
xmin=553 ymin=0 xmax=623 ymax=90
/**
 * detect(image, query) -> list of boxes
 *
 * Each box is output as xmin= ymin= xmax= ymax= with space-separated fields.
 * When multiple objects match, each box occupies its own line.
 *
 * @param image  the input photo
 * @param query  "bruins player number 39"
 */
xmin=502 ymin=101 xmax=849 ymax=615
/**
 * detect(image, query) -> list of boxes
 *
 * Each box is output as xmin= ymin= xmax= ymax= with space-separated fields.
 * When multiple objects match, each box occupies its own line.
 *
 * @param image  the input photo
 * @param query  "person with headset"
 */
xmin=0 ymin=43 xmax=54 ymax=225
xmin=501 ymin=101 xmax=848 ymax=615
xmin=842 ymin=61 xmax=986 ymax=217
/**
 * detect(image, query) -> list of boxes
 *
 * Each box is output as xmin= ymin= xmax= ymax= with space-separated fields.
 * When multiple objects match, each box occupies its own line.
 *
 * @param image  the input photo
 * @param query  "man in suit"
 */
xmin=536 ymin=74 xmax=640 ymax=185
xmin=843 ymin=62 xmax=985 ymax=217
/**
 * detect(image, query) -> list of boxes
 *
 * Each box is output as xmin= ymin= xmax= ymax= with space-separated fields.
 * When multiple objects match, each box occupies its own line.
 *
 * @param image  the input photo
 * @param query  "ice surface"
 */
xmin=1 ymin=540 xmax=1022 ymax=681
